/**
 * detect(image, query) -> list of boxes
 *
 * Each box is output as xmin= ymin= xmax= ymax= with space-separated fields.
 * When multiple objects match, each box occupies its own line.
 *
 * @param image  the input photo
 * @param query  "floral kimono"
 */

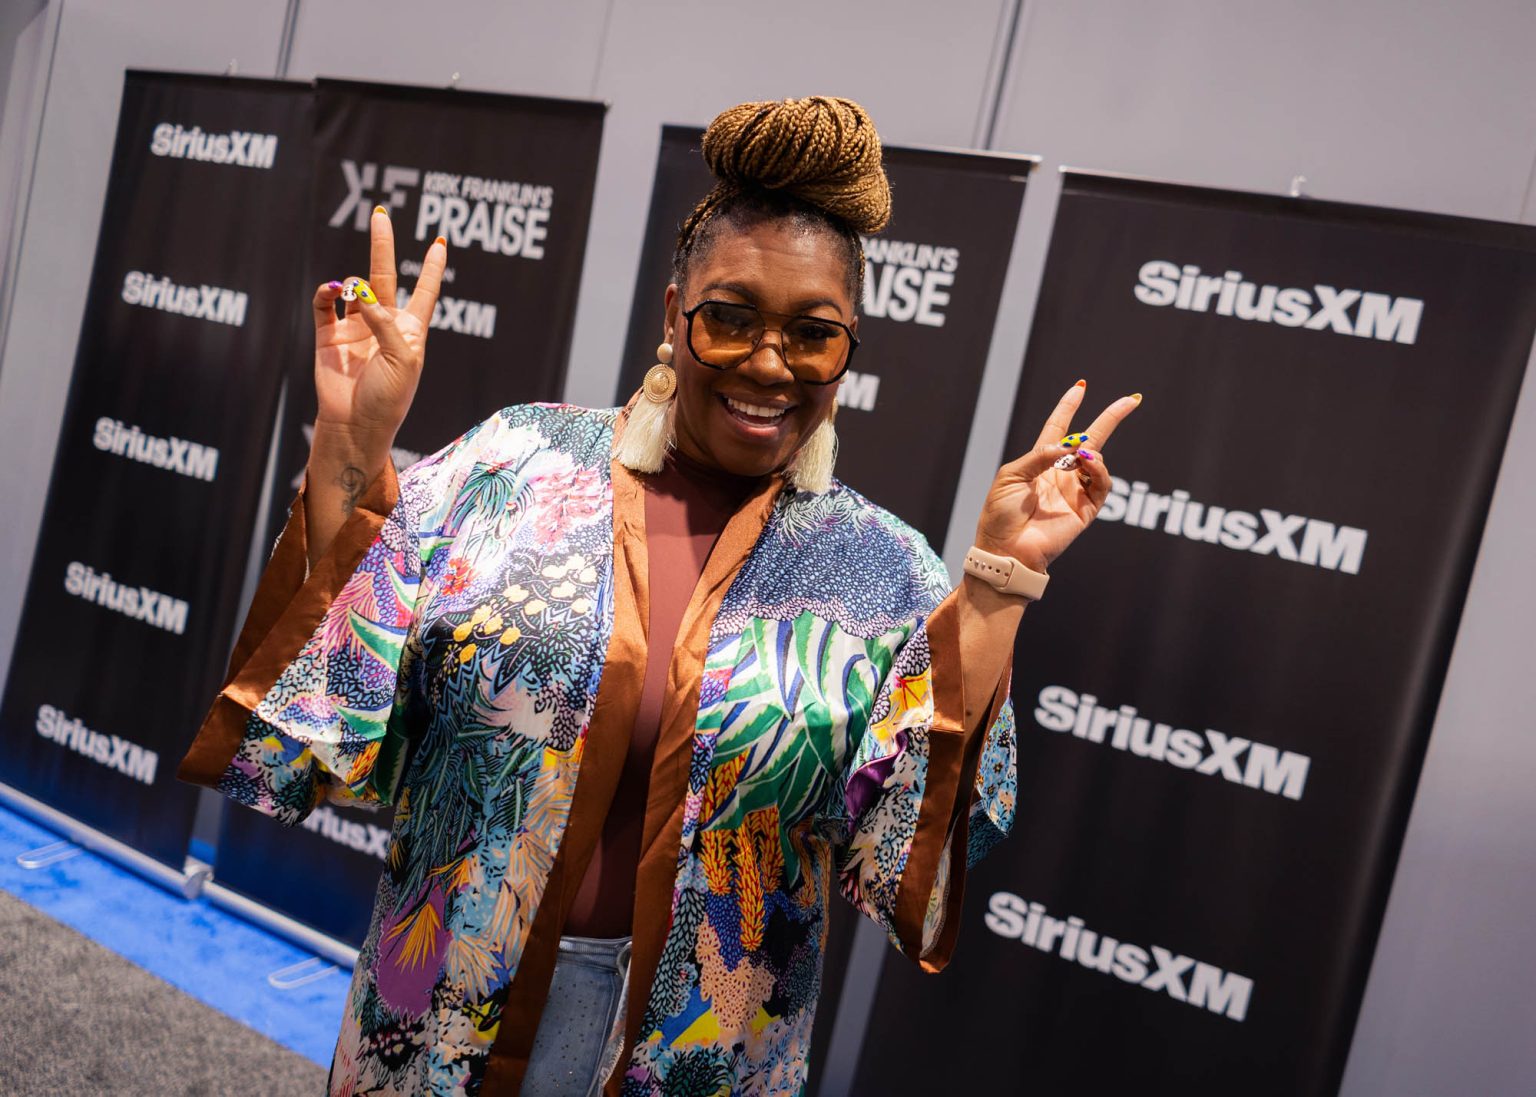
xmin=178 ymin=402 xmax=1016 ymax=1096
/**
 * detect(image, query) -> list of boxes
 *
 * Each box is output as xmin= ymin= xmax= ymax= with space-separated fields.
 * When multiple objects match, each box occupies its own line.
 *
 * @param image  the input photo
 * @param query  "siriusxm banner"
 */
xmin=616 ymin=125 xmax=1031 ymax=549
xmin=219 ymin=79 xmax=605 ymax=945
xmin=0 ymin=72 xmax=311 ymax=866
xmin=852 ymin=173 xmax=1536 ymax=1095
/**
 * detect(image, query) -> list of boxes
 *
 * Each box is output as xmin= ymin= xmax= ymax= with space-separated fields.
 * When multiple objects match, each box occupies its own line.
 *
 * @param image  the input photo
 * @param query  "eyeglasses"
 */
xmin=681 ymin=299 xmax=858 ymax=385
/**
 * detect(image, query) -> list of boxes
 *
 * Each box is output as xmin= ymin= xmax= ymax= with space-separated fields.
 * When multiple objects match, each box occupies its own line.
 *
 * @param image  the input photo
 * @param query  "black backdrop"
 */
xmin=0 ymin=72 xmax=312 ymax=867
xmin=215 ymin=78 xmax=606 ymax=945
xmin=850 ymin=172 xmax=1536 ymax=1096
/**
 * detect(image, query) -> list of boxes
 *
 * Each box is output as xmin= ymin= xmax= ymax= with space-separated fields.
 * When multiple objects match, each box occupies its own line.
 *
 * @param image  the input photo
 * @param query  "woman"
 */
xmin=178 ymin=97 xmax=1137 ymax=1096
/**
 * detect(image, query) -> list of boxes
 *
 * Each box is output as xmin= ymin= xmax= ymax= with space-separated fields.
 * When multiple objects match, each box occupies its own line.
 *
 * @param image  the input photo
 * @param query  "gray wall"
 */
xmin=0 ymin=3 xmax=1533 ymax=1093
xmin=0 ymin=0 xmax=56 ymax=370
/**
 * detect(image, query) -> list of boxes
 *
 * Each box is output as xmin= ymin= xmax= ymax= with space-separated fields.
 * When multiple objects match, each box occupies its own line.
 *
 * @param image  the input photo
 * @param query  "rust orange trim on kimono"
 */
xmin=891 ymin=591 xmax=1014 ymax=971
xmin=607 ymin=468 xmax=786 ymax=1097
xmin=176 ymin=463 xmax=400 ymax=791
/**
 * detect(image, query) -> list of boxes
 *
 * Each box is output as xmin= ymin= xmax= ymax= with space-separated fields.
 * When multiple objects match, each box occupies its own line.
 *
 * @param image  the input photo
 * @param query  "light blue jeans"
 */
xmin=522 ymin=934 xmax=633 ymax=1097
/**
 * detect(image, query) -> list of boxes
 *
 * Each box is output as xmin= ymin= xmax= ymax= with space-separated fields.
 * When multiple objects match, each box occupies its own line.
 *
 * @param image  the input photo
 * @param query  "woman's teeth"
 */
xmin=724 ymin=397 xmax=788 ymax=420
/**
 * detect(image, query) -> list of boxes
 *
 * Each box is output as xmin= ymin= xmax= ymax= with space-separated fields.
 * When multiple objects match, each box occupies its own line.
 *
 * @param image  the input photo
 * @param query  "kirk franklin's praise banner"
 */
xmin=0 ymin=72 xmax=311 ymax=867
xmin=850 ymin=172 xmax=1536 ymax=1096
xmin=218 ymin=78 xmax=605 ymax=946
xmin=619 ymin=126 xmax=1033 ymax=1091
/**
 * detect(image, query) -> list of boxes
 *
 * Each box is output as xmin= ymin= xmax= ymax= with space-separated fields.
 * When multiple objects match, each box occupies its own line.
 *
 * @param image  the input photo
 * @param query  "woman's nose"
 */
xmin=737 ymin=330 xmax=795 ymax=384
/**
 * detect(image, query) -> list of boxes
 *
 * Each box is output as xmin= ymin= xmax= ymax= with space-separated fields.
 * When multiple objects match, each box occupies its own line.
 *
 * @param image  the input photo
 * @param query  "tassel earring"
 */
xmin=615 ymin=341 xmax=677 ymax=473
xmin=788 ymin=401 xmax=838 ymax=494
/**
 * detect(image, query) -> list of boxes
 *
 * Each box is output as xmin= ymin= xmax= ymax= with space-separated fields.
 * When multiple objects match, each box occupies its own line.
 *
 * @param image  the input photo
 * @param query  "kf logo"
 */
xmin=330 ymin=160 xmax=421 ymax=230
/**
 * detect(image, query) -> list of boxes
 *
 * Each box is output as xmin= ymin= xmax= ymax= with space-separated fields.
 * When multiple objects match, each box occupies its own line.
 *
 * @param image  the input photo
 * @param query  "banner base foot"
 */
xmin=267 ymin=956 xmax=342 ymax=990
xmin=16 ymin=839 xmax=82 ymax=869
xmin=0 ymin=782 xmax=205 ymax=898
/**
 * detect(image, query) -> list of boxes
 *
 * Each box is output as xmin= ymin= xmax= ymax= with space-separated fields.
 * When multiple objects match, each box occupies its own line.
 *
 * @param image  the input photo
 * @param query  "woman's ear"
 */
xmin=663 ymin=283 xmax=681 ymax=342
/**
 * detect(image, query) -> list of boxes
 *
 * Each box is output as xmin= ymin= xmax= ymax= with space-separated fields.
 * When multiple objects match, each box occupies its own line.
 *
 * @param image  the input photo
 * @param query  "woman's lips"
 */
xmin=717 ymin=393 xmax=792 ymax=436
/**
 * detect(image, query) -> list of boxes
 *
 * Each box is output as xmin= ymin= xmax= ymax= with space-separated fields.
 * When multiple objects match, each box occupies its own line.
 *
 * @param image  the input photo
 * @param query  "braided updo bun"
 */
xmin=674 ymin=96 xmax=892 ymax=299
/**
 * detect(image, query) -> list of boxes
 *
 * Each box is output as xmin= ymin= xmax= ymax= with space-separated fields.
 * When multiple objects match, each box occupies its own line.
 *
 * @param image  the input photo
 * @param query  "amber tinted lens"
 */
xmin=689 ymin=301 xmax=852 ymax=382
xmin=691 ymin=301 xmax=763 ymax=365
xmin=782 ymin=316 xmax=852 ymax=382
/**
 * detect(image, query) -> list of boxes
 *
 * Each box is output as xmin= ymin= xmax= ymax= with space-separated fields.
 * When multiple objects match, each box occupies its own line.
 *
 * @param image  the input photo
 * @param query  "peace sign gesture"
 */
xmin=973 ymin=381 xmax=1141 ymax=575
xmin=301 ymin=208 xmax=447 ymax=566
xmin=311 ymin=207 xmax=447 ymax=452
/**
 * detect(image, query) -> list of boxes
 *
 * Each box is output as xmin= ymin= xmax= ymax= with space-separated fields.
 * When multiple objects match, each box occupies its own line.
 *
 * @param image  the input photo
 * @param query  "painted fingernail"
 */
xmin=327 ymin=280 xmax=343 ymax=290
xmin=353 ymin=279 xmax=378 ymax=305
xmin=373 ymin=204 xmax=388 ymax=216
xmin=1131 ymin=392 xmax=1143 ymax=404
xmin=1060 ymin=432 xmax=1090 ymax=448
xmin=1074 ymin=379 xmax=1087 ymax=388
xmin=1078 ymin=447 xmax=1098 ymax=462
xmin=434 ymin=235 xmax=446 ymax=247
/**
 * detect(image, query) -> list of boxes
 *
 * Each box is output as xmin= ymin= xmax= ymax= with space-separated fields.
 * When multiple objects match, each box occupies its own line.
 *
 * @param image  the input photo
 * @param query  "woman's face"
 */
xmin=663 ymin=220 xmax=854 ymax=478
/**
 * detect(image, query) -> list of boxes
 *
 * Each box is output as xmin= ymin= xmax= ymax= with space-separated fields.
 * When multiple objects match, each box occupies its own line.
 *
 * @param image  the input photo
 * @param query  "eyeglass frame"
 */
xmin=679 ymin=298 xmax=860 ymax=386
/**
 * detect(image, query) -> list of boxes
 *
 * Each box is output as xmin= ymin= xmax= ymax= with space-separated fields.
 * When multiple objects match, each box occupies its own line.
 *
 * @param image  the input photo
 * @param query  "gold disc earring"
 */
xmin=616 ymin=339 xmax=678 ymax=474
xmin=643 ymin=342 xmax=676 ymax=402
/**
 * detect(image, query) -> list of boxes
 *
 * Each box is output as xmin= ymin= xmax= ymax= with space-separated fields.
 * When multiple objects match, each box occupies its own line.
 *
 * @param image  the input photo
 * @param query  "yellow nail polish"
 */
xmin=1131 ymin=392 xmax=1143 ymax=403
xmin=354 ymin=279 xmax=378 ymax=305
xmin=1060 ymin=432 xmax=1090 ymax=448
xmin=373 ymin=204 xmax=388 ymax=216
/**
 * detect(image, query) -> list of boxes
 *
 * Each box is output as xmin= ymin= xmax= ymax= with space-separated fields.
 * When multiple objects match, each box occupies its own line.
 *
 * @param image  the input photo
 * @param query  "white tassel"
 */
xmin=615 ymin=356 xmax=678 ymax=474
xmin=614 ymin=391 xmax=675 ymax=473
xmin=787 ymin=415 xmax=838 ymax=494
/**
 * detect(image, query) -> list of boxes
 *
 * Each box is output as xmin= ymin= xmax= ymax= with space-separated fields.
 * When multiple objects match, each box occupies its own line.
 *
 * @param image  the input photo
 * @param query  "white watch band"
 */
xmin=963 ymin=545 xmax=1049 ymax=600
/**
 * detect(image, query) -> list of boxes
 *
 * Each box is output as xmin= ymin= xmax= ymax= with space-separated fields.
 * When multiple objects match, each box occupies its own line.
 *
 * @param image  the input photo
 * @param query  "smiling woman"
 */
xmin=177 ymin=95 xmax=1137 ymax=1097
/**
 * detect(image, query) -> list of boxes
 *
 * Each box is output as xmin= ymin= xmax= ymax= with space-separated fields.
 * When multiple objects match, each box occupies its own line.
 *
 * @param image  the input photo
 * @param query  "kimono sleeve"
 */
xmin=176 ymin=438 xmax=461 ymax=826
xmin=834 ymin=593 xmax=1017 ymax=972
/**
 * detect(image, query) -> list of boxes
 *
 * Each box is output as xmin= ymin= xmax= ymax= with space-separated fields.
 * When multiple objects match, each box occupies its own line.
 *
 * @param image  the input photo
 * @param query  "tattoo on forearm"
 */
xmin=337 ymin=466 xmax=367 ymax=514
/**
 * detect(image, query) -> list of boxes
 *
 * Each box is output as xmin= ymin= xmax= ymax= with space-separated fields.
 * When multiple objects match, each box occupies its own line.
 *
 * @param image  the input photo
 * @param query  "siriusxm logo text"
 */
xmin=392 ymin=288 xmax=495 ymax=339
xmin=1034 ymin=684 xmax=1311 ymax=800
xmin=150 ymin=123 xmax=276 ymax=169
xmin=302 ymin=805 xmax=391 ymax=860
xmin=1101 ymin=477 xmax=1367 ymax=575
xmin=122 ymin=271 xmax=247 ymax=327
xmin=835 ymin=369 xmax=880 ymax=412
xmin=986 ymin=894 xmax=1253 ymax=1021
xmin=36 ymin=704 xmax=158 ymax=785
xmin=1135 ymin=261 xmax=1422 ymax=344
xmin=64 ymin=563 xmax=188 ymax=635
xmin=94 ymin=417 xmax=218 ymax=482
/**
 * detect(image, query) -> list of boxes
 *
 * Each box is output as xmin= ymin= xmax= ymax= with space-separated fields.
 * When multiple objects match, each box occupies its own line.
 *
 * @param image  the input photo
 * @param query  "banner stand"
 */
xmin=0 ymin=781 xmax=209 ymax=899
xmin=202 ymin=878 xmax=359 ymax=970
xmin=266 ymin=956 xmax=345 ymax=991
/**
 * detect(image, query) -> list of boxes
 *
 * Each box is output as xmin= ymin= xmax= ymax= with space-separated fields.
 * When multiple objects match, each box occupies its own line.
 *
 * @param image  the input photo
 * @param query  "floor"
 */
xmin=0 ymin=801 xmax=349 ymax=1093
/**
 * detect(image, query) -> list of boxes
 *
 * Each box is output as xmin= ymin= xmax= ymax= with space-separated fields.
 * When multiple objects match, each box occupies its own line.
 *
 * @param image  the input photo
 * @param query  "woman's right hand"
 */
xmin=301 ymin=209 xmax=446 ymax=566
xmin=311 ymin=206 xmax=447 ymax=463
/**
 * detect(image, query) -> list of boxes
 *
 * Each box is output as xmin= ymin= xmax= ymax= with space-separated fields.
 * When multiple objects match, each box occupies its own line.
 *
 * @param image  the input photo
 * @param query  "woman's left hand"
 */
xmin=973 ymin=381 xmax=1141 ymax=573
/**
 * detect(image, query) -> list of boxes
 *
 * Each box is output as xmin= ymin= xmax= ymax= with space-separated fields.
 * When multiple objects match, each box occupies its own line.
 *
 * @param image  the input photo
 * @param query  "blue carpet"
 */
xmin=0 ymin=801 xmax=348 ymax=1068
